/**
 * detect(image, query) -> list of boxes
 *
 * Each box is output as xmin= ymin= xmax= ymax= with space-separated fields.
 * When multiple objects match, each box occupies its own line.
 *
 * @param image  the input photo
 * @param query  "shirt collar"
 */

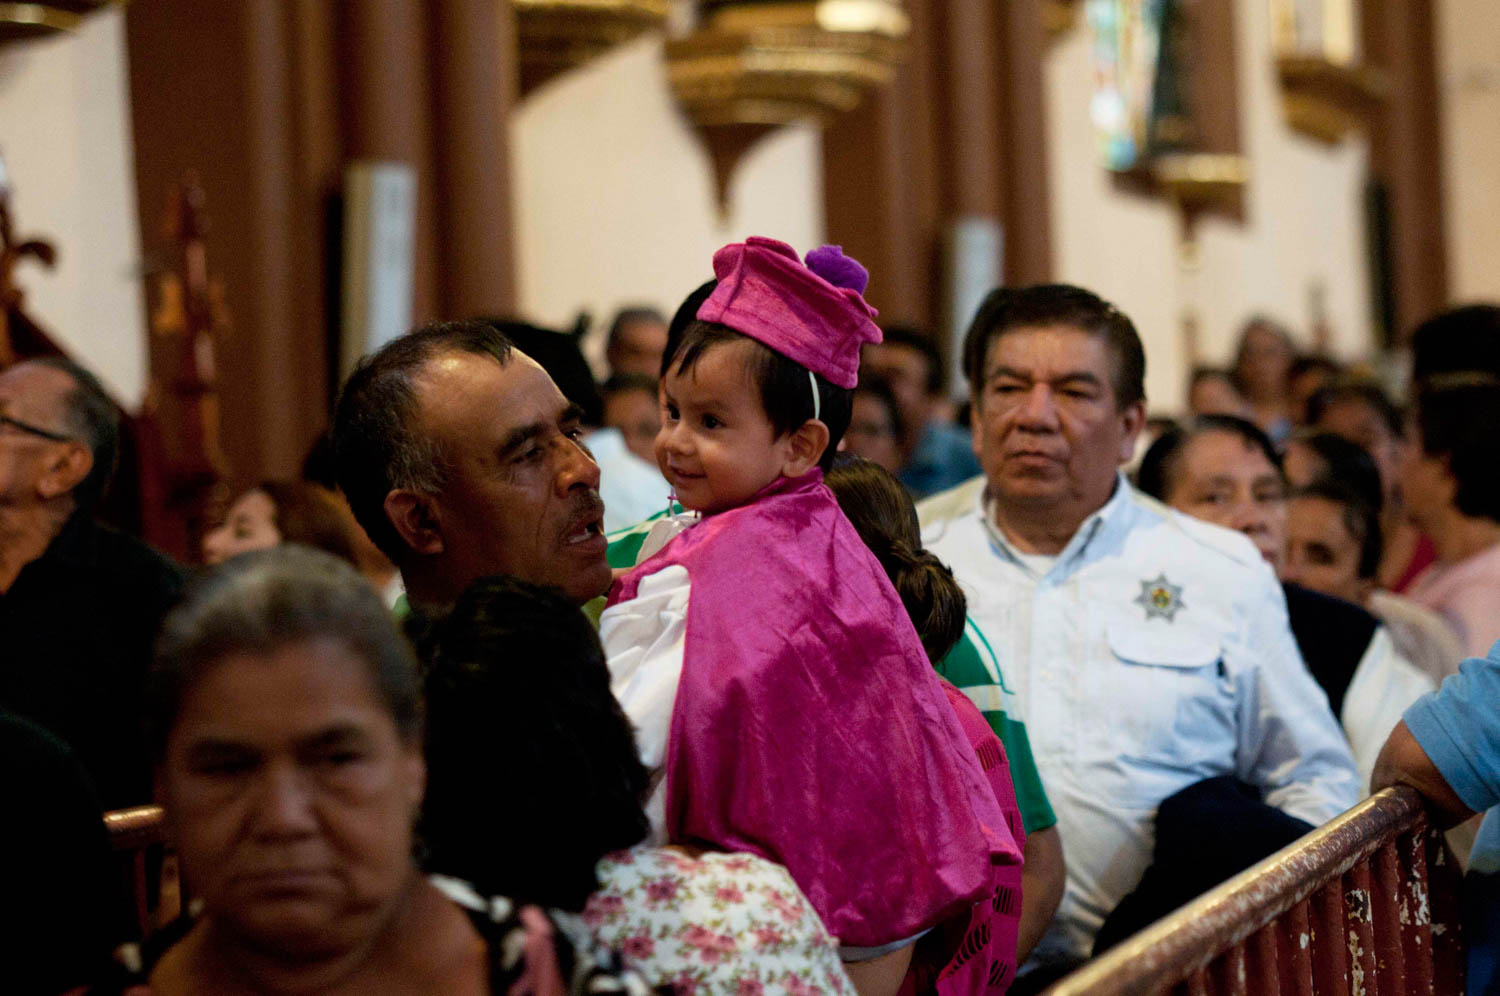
xmin=979 ymin=470 xmax=1134 ymax=579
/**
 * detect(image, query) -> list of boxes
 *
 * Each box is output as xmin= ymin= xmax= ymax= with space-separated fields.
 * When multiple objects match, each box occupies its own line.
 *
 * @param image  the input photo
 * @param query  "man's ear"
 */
xmin=1116 ymin=399 xmax=1148 ymax=464
xmin=780 ymin=419 xmax=831 ymax=478
xmin=384 ymin=489 xmax=444 ymax=556
xmin=36 ymin=443 xmax=92 ymax=500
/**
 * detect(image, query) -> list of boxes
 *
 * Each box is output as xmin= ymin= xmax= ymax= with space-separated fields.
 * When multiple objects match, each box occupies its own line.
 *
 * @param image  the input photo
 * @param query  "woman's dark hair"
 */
xmin=1291 ymin=480 xmax=1383 ymax=580
xmin=663 ymin=320 xmax=854 ymax=471
xmin=253 ymin=480 xmax=361 ymax=567
xmin=1284 ymin=430 xmax=1384 ymax=515
xmin=824 ymin=455 xmax=967 ymax=663
xmin=149 ymin=547 xmax=422 ymax=759
xmin=1136 ymin=414 xmax=1282 ymax=502
xmin=410 ymin=577 xmax=650 ymax=912
xmin=1413 ymin=375 xmax=1500 ymax=524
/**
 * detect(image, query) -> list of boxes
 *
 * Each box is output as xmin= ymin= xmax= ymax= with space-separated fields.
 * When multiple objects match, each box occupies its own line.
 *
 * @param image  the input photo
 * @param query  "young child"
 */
xmin=600 ymin=237 xmax=1020 ymax=983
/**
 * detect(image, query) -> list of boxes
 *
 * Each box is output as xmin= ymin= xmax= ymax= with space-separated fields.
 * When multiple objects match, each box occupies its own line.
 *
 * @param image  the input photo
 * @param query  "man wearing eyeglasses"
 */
xmin=0 ymin=358 xmax=181 ymax=809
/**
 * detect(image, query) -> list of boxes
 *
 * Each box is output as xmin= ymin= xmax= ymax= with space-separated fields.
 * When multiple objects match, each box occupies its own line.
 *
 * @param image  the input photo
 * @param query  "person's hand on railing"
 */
xmin=1372 ymin=719 xmax=1479 ymax=828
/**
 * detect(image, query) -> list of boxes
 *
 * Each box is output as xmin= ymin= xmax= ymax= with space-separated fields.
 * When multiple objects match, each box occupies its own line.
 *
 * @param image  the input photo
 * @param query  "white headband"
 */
xmin=809 ymin=369 xmax=821 ymax=421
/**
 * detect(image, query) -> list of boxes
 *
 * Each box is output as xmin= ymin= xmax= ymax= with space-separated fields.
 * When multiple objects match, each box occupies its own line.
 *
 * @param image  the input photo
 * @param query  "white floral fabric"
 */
xmin=583 ymin=845 xmax=856 ymax=996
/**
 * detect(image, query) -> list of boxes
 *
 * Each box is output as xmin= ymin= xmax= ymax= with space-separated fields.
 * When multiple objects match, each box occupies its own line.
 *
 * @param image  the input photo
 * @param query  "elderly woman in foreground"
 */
xmin=136 ymin=546 xmax=644 ymax=995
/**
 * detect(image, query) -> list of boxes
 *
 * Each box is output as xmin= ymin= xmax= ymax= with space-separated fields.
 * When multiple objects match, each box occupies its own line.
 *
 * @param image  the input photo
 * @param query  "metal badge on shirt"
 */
xmin=1135 ymin=573 xmax=1186 ymax=622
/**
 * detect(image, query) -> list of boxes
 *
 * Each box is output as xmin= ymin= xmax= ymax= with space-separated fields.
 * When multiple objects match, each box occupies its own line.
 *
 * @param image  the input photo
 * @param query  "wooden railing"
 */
xmin=1041 ymin=787 xmax=1465 ymax=995
xmin=105 ymin=804 xmax=178 ymax=937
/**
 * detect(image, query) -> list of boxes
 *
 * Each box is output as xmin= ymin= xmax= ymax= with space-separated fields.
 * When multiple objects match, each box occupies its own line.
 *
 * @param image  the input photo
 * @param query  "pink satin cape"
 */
xmin=608 ymin=471 xmax=1020 ymax=948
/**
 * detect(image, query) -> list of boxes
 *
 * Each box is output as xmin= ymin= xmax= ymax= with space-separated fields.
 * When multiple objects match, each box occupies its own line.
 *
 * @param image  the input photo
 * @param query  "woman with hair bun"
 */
xmin=825 ymin=456 xmax=1066 ymax=979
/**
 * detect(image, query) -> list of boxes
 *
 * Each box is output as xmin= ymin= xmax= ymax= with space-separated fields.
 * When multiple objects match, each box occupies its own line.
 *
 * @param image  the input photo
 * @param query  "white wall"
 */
xmin=511 ymin=34 xmax=825 ymax=359
xmin=1437 ymin=0 xmax=1500 ymax=303
xmin=0 ymin=8 xmax=145 ymax=408
xmin=1045 ymin=0 xmax=1373 ymax=413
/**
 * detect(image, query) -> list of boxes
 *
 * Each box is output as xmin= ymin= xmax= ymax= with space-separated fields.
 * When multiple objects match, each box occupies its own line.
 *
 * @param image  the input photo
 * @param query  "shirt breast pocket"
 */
xmin=1096 ymin=623 xmax=1237 ymax=797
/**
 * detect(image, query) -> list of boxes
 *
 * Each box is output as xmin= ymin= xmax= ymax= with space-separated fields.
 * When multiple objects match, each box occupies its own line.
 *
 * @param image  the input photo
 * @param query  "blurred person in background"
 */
xmin=1287 ymin=354 xmax=1343 ymax=425
xmin=1282 ymin=430 xmax=1384 ymax=510
xmin=599 ymin=373 xmax=662 ymax=468
xmin=1186 ymin=367 xmax=1248 ymax=418
xmin=1401 ymin=376 xmax=1500 ymax=660
xmin=1307 ymin=378 xmax=1433 ymax=592
xmin=203 ymin=480 xmax=361 ymax=568
xmin=861 ymin=326 xmax=981 ymax=497
xmin=1230 ymin=316 xmax=1297 ymax=444
xmin=604 ymin=306 xmax=669 ymax=379
xmin=841 ymin=376 xmax=906 ymax=475
xmin=1285 ymin=478 xmax=1463 ymax=685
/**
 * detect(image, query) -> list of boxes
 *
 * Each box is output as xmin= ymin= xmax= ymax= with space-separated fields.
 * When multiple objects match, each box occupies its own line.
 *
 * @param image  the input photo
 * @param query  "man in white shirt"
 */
xmin=919 ymin=285 xmax=1359 ymax=977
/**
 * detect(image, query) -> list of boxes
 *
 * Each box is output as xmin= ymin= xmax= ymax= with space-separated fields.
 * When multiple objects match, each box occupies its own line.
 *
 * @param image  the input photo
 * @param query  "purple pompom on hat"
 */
xmin=696 ymin=236 xmax=882 ymax=389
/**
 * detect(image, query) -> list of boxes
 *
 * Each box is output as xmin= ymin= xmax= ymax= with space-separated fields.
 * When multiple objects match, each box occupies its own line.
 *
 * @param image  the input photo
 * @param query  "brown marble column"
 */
xmin=933 ymin=0 xmax=1002 ymax=219
xmin=127 ymin=0 xmax=521 ymax=487
xmin=820 ymin=0 xmax=940 ymax=327
xmin=1363 ymin=0 xmax=1449 ymax=339
xmin=336 ymin=0 xmax=441 ymax=323
xmin=823 ymin=0 xmax=1054 ymax=332
xmin=126 ymin=1 xmax=330 ymax=481
xmin=431 ymin=0 xmax=519 ymax=318
xmin=996 ymin=0 xmax=1053 ymax=285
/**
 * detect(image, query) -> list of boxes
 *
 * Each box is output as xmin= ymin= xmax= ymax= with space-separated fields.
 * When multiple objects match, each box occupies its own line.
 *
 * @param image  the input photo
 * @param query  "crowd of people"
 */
xmin=2 ymin=238 xmax=1499 ymax=995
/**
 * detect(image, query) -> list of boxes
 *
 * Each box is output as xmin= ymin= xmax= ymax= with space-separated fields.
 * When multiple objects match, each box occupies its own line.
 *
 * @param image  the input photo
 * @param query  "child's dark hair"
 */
xmin=824 ymin=455 xmax=967 ymax=663
xmin=664 ymin=319 xmax=854 ymax=471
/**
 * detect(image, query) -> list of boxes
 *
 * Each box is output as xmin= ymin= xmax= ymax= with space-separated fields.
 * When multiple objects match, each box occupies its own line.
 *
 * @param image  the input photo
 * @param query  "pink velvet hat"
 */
xmin=696 ymin=236 xmax=882 ymax=389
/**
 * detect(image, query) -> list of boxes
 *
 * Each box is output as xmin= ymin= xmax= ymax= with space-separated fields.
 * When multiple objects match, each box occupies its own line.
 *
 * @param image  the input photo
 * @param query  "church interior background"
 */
xmin=0 ymin=0 xmax=1495 ymax=552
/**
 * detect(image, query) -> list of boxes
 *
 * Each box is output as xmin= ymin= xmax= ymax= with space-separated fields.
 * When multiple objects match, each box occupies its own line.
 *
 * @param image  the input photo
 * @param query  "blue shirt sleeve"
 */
xmin=1403 ymin=640 xmax=1500 ymax=814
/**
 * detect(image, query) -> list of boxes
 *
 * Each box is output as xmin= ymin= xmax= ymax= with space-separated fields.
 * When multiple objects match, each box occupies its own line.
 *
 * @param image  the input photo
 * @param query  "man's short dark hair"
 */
xmin=1411 ymin=304 xmax=1500 ymax=384
xmin=878 ymin=325 xmax=946 ymax=395
xmin=962 ymin=284 xmax=1146 ymax=410
xmin=1307 ymin=378 xmax=1403 ymax=438
xmin=30 ymin=356 xmax=119 ymax=511
xmin=1293 ymin=479 xmax=1382 ymax=580
xmin=1136 ymin=414 xmax=1281 ymax=502
xmin=1413 ymin=375 xmax=1500 ymax=524
xmin=332 ymin=320 xmax=513 ymax=561
xmin=663 ymin=320 xmax=853 ymax=472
